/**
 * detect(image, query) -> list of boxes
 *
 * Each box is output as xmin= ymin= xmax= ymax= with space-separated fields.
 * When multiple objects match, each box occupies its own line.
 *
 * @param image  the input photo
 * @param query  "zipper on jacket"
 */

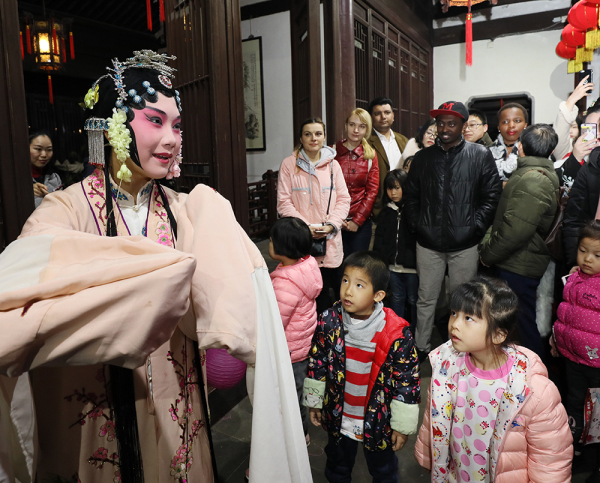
xmin=441 ymin=151 xmax=450 ymax=244
xmin=394 ymin=209 xmax=401 ymax=266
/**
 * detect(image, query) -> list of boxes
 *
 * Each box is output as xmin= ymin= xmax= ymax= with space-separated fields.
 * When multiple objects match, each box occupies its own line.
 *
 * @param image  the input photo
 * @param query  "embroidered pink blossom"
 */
xmin=93 ymin=447 xmax=109 ymax=460
xmin=113 ymin=470 xmax=121 ymax=483
xmin=170 ymin=444 xmax=193 ymax=477
xmin=89 ymin=406 xmax=104 ymax=419
xmin=169 ymin=406 xmax=179 ymax=421
xmin=99 ymin=421 xmax=116 ymax=441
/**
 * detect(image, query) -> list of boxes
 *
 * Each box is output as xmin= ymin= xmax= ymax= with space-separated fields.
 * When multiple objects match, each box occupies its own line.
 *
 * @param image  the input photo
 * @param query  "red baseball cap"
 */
xmin=430 ymin=101 xmax=468 ymax=121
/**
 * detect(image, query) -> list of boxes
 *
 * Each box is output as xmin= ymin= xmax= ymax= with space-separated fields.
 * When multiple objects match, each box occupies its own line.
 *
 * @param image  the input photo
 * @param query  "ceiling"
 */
xmin=18 ymin=0 xmax=164 ymax=34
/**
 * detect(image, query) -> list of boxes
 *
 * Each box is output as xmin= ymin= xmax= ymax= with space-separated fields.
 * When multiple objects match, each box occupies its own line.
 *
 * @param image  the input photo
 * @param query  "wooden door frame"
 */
xmin=206 ymin=0 xmax=249 ymax=229
xmin=290 ymin=0 xmax=322 ymax=138
xmin=323 ymin=0 xmax=356 ymax=142
xmin=0 ymin=0 xmax=35 ymax=248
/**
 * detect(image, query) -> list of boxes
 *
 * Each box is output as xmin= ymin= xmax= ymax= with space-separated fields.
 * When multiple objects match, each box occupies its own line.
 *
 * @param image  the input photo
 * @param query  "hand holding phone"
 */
xmin=582 ymin=122 xmax=597 ymax=142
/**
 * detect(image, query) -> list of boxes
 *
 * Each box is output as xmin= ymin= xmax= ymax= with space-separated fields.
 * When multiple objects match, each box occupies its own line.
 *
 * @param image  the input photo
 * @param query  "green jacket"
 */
xmin=479 ymin=156 xmax=559 ymax=278
xmin=476 ymin=132 xmax=494 ymax=148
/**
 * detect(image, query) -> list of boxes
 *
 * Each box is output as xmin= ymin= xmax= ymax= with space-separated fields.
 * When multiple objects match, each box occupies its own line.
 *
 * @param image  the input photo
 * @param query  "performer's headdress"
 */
xmin=83 ymin=50 xmax=182 ymax=180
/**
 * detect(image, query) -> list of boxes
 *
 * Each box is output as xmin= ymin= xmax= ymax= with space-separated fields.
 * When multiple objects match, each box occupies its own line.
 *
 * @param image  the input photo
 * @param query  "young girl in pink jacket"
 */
xmin=552 ymin=220 xmax=600 ymax=479
xmin=269 ymin=217 xmax=323 ymax=442
xmin=415 ymin=276 xmax=572 ymax=483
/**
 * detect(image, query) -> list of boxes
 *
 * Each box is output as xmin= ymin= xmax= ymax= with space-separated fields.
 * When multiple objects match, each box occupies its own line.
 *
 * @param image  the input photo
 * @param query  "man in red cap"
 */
xmin=403 ymin=101 xmax=502 ymax=360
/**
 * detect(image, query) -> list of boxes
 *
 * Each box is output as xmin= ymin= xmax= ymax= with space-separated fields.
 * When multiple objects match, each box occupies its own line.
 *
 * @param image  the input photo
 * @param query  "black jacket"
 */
xmin=373 ymin=202 xmax=416 ymax=269
xmin=403 ymin=138 xmax=502 ymax=253
xmin=563 ymin=147 xmax=600 ymax=267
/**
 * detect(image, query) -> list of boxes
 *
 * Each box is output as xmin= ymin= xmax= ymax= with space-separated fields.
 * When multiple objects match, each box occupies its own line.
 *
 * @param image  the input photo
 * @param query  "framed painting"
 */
xmin=242 ymin=36 xmax=266 ymax=151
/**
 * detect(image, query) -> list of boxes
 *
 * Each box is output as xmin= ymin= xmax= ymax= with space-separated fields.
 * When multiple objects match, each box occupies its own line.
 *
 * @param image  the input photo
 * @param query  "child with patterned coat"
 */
xmin=415 ymin=277 xmax=572 ymax=483
xmin=303 ymin=251 xmax=420 ymax=482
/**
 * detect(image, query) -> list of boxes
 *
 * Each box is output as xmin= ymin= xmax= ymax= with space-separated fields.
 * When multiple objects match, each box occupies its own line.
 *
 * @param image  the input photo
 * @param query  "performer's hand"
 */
xmin=33 ymin=182 xmax=49 ymax=197
xmin=391 ymin=431 xmax=408 ymax=451
xmin=309 ymin=408 xmax=322 ymax=426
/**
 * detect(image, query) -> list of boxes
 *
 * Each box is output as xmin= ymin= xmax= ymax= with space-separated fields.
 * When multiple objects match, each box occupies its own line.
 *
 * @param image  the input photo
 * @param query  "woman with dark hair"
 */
xmin=0 ymin=51 xmax=310 ymax=483
xmin=30 ymin=129 xmax=62 ymax=207
xmin=490 ymin=102 xmax=529 ymax=181
xmin=277 ymin=117 xmax=351 ymax=314
xmin=396 ymin=119 xmax=436 ymax=169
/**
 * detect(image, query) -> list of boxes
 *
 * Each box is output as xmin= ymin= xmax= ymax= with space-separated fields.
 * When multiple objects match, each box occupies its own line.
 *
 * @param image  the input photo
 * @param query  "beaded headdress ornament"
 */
xmin=83 ymin=50 xmax=182 ymax=181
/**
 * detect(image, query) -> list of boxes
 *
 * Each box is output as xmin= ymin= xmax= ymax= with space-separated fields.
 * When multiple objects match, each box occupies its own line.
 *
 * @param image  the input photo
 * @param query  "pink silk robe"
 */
xmin=0 ymin=171 xmax=312 ymax=483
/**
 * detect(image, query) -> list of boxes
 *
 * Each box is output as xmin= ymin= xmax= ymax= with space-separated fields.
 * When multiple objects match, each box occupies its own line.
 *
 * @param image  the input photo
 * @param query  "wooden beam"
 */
xmin=365 ymin=0 xmax=433 ymax=49
xmin=241 ymin=0 xmax=291 ymax=21
xmin=433 ymin=0 xmax=540 ymax=19
xmin=433 ymin=7 xmax=567 ymax=46
xmin=0 ymin=0 xmax=36 ymax=247
xmin=323 ymin=0 xmax=356 ymax=141
xmin=290 ymin=0 xmax=322 ymax=137
xmin=206 ymin=0 xmax=249 ymax=228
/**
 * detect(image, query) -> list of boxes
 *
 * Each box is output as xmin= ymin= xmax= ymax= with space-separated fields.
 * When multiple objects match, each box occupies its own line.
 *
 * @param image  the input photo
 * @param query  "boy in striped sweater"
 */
xmin=303 ymin=251 xmax=420 ymax=482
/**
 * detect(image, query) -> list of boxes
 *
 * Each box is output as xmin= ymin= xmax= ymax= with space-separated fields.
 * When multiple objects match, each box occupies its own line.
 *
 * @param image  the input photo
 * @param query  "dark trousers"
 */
xmin=496 ymin=268 xmax=545 ymax=360
xmin=324 ymin=434 xmax=398 ymax=483
xmin=342 ymin=219 xmax=373 ymax=258
xmin=292 ymin=358 xmax=309 ymax=435
xmin=388 ymin=271 xmax=418 ymax=331
xmin=317 ymin=267 xmax=340 ymax=315
xmin=565 ymin=359 xmax=600 ymax=445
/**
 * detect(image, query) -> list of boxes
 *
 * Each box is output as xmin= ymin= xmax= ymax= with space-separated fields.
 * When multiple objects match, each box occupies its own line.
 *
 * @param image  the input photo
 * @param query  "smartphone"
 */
xmin=582 ymin=122 xmax=597 ymax=142
xmin=579 ymin=69 xmax=594 ymax=85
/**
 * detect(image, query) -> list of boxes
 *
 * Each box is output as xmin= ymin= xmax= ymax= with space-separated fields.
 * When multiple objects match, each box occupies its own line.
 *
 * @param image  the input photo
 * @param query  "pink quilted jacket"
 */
xmin=415 ymin=343 xmax=572 ymax=483
xmin=554 ymin=269 xmax=600 ymax=368
xmin=270 ymin=256 xmax=323 ymax=362
xmin=277 ymin=149 xmax=351 ymax=269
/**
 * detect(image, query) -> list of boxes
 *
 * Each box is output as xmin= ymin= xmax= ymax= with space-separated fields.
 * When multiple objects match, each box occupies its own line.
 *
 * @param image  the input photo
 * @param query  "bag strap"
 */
xmin=326 ymin=162 xmax=333 ymax=215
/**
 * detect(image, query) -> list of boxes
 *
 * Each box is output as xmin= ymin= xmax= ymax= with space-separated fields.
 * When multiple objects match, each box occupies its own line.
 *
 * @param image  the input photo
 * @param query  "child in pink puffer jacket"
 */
xmin=269 ymin=217 xmax=323 ymax=441
xmin=553 ymin=220 xmax=600 ymax=477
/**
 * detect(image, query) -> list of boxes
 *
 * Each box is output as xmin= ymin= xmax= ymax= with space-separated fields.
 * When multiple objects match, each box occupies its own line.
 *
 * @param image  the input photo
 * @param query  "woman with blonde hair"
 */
xmin=333 ymin=108 xmax=379 ymax=258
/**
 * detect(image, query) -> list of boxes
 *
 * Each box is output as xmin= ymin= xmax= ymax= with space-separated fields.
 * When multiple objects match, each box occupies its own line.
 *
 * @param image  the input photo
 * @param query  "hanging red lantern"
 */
xmin=563 ymin=24 xmax=587 ymax=47
xmin=556 ymin=41 xmax=577 ymax=59
xmin=585 ymin=0 xmax=600 ymax=4
xmin=568 ymin=0 xmax=599 ymax=31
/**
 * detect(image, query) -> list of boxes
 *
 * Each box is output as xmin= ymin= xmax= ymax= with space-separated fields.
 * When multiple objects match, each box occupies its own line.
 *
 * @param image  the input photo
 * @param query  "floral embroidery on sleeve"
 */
xmin=167 ymin=344 xmax=205 ymax=482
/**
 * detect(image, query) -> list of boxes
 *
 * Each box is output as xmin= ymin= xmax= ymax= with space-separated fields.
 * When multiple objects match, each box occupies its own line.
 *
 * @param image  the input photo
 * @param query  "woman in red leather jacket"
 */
xmin=334 ymin=108 xmax=379 ymax=257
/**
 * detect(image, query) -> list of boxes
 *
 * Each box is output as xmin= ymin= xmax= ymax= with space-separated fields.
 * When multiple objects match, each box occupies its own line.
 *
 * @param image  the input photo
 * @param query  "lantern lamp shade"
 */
xmin=585 ymin=0 xmax=600 ymax=4
xmin=568 ymin=0 xmax=600 ymax=32
xmin=205 ymin=348 xmax=247 ymax=390
xmin=32 ymin=19 xmax=62 ymax=71
xmin=556 ymin=41 xmax=577 ymax=59
xmin=563 ymin=24 xmax=587 ymax=47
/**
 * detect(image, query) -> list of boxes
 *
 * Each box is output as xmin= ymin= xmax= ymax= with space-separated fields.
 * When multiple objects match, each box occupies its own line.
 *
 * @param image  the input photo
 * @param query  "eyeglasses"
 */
xmin=424 ymin=131 xmax=436 ymax=137
xmin=464 ymin=123 xmax=483 ymax=130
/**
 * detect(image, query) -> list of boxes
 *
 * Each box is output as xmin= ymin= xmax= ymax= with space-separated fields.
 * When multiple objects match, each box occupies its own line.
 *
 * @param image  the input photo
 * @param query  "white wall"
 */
xmin=433 ymin=30 xmax=599 ymax=125
xmin=241 ymin=12 xmax=294 ymax=182
xmin=241 ymin=7 xmax=327 ymax=182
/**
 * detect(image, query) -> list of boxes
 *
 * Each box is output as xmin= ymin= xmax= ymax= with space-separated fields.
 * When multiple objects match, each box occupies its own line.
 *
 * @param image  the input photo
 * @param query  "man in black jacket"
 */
xmin=403 ymin=101 xmax=502 ymax=356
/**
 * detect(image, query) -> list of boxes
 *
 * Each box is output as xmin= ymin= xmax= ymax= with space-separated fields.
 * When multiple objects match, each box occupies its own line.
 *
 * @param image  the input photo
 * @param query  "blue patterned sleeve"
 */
xmin=391 ymin=327 xmax=421 ymax=405
xmin=307 ymin=313 xmax=328 ymax=382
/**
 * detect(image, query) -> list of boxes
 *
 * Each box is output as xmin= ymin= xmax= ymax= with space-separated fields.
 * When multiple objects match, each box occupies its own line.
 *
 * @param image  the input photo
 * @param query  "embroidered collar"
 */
xmin=110 ymin=177 xmax=154 ymax=205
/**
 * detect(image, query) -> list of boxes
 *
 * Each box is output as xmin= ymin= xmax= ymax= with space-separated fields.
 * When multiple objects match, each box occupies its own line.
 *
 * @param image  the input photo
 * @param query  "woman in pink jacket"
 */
xmin=269 ymin=217 xmax=323 ymax=442
xmin=277 ymin=117 xmax=351 ymax=314
xmin=415 ymin=276 xmax=572 ymax=483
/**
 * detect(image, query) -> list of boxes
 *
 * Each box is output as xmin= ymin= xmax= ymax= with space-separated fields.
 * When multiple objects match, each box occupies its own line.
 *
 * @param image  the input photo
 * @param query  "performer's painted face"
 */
xmin=129 ymin=92 xmax=181 ymax=179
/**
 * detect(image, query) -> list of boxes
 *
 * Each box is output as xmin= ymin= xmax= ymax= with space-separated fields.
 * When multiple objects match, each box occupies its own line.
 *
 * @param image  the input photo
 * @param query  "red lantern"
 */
xmin=585 ymin=0 xmax=600 ymax=4
xmin=563 ymin=24 xmax=587 ymax=47
xmin=568 ymin=0 xmax=599 ymax=31
xmin=556 ymin=41 xmax=577 ymax=59
xmin=205 ymin=349 xmax=247 ymax=390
